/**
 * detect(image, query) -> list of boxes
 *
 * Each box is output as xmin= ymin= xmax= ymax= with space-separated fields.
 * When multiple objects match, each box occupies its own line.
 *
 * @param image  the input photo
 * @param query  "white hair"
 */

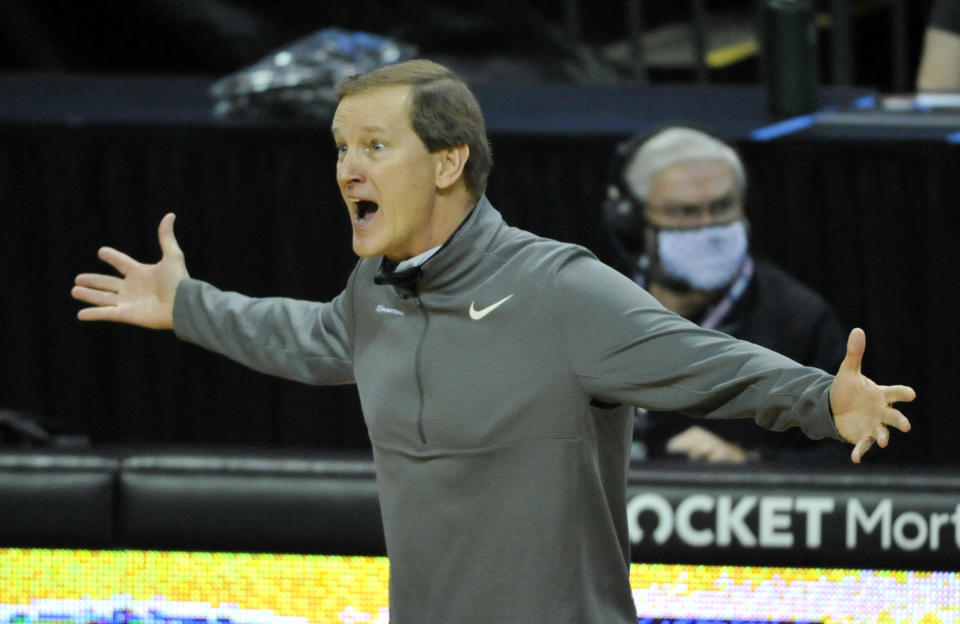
xmin=622 ymin=127 xmax=747 ymax=201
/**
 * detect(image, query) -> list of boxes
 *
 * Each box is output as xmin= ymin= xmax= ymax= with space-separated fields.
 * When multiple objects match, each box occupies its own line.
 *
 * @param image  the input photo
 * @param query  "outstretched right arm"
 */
xmin=73 ymin=213 xmax=355 ymax=385
xmin=72 ymin=213 xmax=188 ymax=330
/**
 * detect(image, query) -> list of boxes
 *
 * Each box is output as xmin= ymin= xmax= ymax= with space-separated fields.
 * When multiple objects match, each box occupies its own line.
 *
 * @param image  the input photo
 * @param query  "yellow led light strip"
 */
xmin=1 ymin=549 xmax=957 ymax=624
xmin=0 ymin=549 xmax=388 ymax=624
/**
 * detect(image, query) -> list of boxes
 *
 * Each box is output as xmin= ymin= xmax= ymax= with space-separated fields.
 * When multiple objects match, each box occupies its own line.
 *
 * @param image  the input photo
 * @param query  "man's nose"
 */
xmin=337 ymin=151 xmax=365 ymax=185
xmin=691 ymin=207 xmax=716 ymax=227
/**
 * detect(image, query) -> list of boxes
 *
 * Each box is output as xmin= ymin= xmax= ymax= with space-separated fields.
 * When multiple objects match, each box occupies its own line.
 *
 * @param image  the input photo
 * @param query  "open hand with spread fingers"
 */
xmin=829 ymin=328 xmax=916 ymax=463
xmin=71 ymin=213 xmax=189 ymax=330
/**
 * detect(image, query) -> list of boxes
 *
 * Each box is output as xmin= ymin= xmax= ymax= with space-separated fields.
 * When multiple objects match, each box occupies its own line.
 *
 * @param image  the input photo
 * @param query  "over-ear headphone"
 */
xmin=602 ymin=132 xmax=653 ymax=272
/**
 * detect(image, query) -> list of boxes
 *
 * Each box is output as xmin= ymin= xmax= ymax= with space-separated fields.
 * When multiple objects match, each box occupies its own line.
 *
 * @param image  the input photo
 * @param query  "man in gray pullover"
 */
xmin=73 ymin=60 xmax=915 ymax=624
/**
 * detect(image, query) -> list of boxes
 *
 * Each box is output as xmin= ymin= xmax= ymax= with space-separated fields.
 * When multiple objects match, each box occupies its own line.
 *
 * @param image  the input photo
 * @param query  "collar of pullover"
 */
xmin=374 ymin=195 xmax=503 ymax=296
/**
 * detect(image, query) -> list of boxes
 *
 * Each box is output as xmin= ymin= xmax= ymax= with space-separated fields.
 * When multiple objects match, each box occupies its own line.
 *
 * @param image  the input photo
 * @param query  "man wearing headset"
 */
xmin=605 ymin=126 xmax=848 ymax=463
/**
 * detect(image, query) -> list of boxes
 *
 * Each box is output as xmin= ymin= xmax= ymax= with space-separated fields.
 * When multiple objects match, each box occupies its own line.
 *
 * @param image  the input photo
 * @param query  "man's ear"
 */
xmin=435 ymin=144 xmax=470 ymax=190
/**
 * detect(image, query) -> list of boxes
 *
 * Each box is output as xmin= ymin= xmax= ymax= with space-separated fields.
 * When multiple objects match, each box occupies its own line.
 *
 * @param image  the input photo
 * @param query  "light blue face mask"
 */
xmin=656 ymin=220 xmax=748 ymax=291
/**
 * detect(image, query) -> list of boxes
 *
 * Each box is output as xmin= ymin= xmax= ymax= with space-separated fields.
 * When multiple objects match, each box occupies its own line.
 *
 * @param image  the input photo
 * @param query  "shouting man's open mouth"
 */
xmin=352 ymin=199 xmax=379 ymax=226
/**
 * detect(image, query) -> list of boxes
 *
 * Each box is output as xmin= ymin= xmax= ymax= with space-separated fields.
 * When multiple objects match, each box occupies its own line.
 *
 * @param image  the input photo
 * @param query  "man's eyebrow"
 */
xmin=330 ymin=125 xmax=388 ymax=136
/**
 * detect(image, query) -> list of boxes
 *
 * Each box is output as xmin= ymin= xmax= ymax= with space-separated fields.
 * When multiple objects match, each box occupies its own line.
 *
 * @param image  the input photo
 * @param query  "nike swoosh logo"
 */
xmin=469 ymin=294 xmax=514 ymax=320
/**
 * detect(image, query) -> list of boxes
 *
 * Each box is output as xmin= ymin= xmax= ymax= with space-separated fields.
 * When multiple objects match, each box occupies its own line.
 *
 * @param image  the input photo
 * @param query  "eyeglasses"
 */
xmin=646 ymin=194 xmax=742 ymax=227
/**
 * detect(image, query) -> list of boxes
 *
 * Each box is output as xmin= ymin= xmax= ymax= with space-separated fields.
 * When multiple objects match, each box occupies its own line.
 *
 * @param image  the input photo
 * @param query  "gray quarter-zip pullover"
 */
xmin=173 ymin=195 xmax=841 ymax=623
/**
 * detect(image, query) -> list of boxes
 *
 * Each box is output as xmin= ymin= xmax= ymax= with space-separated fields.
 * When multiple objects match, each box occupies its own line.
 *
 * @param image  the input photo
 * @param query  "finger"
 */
xmin=71 ymin=285 xmax=118 ymax=307
xmin=838 ymin=327 xmax=866 ymax=376
xmin=665 ymin=439 xmax=689 ymax=454
xmin=693 ymin=442 xmax=713 ymax=460
xmin=97 ymin=246 xmax=140 ymax=276
xmin=675 ymin=440 xmax=706 ymax=459
xmin=77 ymin=305 xmax=123 ymax=322
xmin=881 ymin=384 xmax=916 ymax=404
xmin=707 ymin=445 xmax=738 ymax=463
xmin=874 ymin=425 xmax=890 ymax=448
xmin=158 ymin=213 xmax=183 ymax=258
xmin=665 ymin=437 xmax=685 ymax=453
xmin=850 ymin=437 xmax=874 ymax=464
xmin=666 ymin=429 xmax=695 ymax=453
xmin=74 ymin=273 xmax=123 ymax=293
xmin=687 ymin=449 xmax=708 ymax=461
xmin=706 ymin=448 xmax=726 ymax=463
xmin=669 ymin=438 xmax=698 ymax=456
xmin=882 ymin=407 xmax=911 ymax=433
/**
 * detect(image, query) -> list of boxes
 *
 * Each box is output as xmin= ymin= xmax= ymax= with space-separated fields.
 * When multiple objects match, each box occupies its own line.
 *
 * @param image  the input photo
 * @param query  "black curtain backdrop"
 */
xmin=741 ymin=134 xmax=960 ymax=466
xmin=0 ymin=77 xmax=955 ymax=465
xmin=0 ymin=122 xmax=369 ymax=448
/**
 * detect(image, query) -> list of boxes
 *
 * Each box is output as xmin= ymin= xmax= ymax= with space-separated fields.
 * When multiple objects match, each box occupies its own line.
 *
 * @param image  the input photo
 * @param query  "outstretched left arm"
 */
xmin=830 ymin=328 xmax=916 ymax=463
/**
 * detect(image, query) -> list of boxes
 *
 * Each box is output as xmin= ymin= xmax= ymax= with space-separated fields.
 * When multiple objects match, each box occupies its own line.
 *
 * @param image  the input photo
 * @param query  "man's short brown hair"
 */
xmin=335 ymin=59 xmax=493 ymax=199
